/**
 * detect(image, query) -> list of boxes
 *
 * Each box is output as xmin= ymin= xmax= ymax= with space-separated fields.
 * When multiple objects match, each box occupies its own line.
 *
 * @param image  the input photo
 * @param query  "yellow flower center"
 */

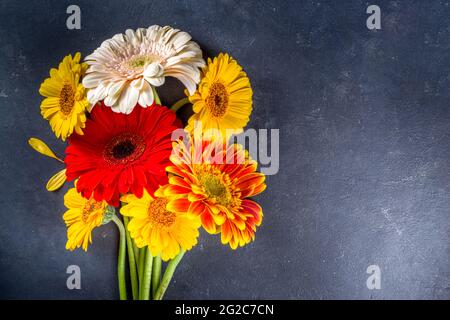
xmin=59 ymin=83 xmax=75 ymax=115
xmin=148 ymin=198 xmax=176 ymax=228
xmin=199 ymin=170 xmax=232 ymax=206
xmin=82 ymin=199 xmax=104 ymax=223
xmin=206 ymin=82 xmax=229 ymax=118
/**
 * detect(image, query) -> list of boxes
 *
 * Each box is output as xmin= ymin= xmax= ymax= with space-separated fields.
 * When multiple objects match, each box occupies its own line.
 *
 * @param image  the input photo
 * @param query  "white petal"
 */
xmin=85 ymin=83 xmax=105 ymax=105
xmin=137 ymin=81 xmax=154 ymax=107
xmin=165 ymin=64 xmax=200 ymax=80
xmin=93 ymin=83 xmax=107 ymax=101
xmin=143 ymin=63 xmax=164 ymax=78
xmin=107 ymin=80 xmax=127 ymax=98
xmin=171 ymin=31 xmax=192 ymax=49
xmin=171 ymin=73 xmax=197 ymax=95
xmin=146 ymin=25 xmax=161 ymax=40
xmin=130 ymin=78 xmax=145 ymax=91
xmin=146 ymin=76 xmax=165 ymax=87
xmin=87 ymin=89 xmax=98 ymax=105
xmin=116 ymin=84 xmax=139 ymax=114
xmin=82 ymin=72 xmax=107 ymax=88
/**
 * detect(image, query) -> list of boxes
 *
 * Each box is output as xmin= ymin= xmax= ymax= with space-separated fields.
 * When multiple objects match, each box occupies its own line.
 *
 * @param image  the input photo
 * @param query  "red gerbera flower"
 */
xmin=65 ymin=102 xmax=181 ymax=206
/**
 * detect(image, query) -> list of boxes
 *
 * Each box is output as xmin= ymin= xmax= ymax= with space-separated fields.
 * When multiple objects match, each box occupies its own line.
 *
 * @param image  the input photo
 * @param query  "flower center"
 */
xmin=128 ymin=54 xmax=160 ymax=69
xmin=148 ymin=198 xmax=176 ymax=228
xmin=206 ymin=82 xmax=229 ymax=118
xmin=82 ymin=199 xmax=104 ymax=223
xmin=199 ymin=171 xmax=232 ymax=206
xmin=104 ymin=132 xmax=146 ymax=165
xmin=59 ymin=83 xmax=75 ymax=115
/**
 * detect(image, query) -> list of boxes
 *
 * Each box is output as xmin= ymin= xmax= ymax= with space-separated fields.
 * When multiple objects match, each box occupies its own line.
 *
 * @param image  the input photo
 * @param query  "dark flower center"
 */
xmin=104 ymin=132 xmax=146 ymax=165
xmin=112 ymin=140 xmax=136 ymax=159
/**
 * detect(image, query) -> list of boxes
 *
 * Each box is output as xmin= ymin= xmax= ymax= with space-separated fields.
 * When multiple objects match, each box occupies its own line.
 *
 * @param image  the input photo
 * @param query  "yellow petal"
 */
xmin=28 ymin=137 xmax=64 ymax=162
xmin=46 ymin=169 xmax=67 ymax=191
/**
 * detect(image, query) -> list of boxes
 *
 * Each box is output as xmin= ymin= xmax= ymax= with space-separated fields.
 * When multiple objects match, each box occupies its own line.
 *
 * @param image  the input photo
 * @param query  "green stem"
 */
xmin=112 ymin=215 xmax=127 ymax=300
xmin=153 ymin=87 xmax=161 ymax=105
xmin=132 ymin=240 xmax=139 ymax=265
xmin=138 ymin=247 xmax=146 ymax=295
xmin=123 ymin=216 xmax=139 ymax=300
xmin=140 ymin=247 xmax=153 ymax=300
xmin=170 ymin=97 xmax=190 ymax=112
xmin=154 ymin=250 xmax=185 ymax=300
xmin=120 ymin=202 xmax=139 ymax=262
xmin=151 ymin=256 xmax=162 ymax=299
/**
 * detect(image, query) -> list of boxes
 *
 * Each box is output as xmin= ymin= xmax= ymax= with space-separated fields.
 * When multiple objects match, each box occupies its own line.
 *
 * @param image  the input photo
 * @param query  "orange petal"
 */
xmin=169 ymin=176 xmax=191 ymax=189
xmin=211 ymin=212 xmax=226 ymax=225
xmin=251 ymin=182 xmax=267 ymax=197
xmin=166 ymin=165 xmax=185 ymax=177
xmin=164 ymin=184 xmax=190 ymax=196
xmin=236 ymin=173 xmax=265 ymax=191
xmin=201 ymin=211 xmax=216 ymax=234
xmin=220 ymin=221 xmax=233 ymax=244
xmin=241 ymin=200 xmax=263 ymax=225
xmin=188 ymin=192 xmax=205 ymax=202
xmin=232 ymin=217 xmax=247 ymax=230
xmin=188 ymin=200 xmax=205 ymax=217
xmin=166 ymin=198 xmax=190 ymax=213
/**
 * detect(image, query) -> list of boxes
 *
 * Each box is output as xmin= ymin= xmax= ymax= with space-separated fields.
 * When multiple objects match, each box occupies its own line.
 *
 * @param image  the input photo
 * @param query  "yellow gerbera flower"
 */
xmin=120 ymin=188 xmax=201 ymax=261
xmin=39 ymin=53 xmax=88 ymax=141
xmin=186 ymin=53 xmax=253 ymax=138
xmin=63 ymin=186 xmax=108 ymax=251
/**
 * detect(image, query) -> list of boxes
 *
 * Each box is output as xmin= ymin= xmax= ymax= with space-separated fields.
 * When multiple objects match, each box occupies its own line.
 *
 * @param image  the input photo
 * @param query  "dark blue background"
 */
xmin=0 ymin=0 xmax=449 ymax=299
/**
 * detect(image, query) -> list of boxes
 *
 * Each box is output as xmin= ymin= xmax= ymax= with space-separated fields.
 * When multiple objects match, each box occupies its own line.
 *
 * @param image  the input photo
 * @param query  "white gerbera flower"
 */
xmin=82 ymin=25 xmax=205 ymax=114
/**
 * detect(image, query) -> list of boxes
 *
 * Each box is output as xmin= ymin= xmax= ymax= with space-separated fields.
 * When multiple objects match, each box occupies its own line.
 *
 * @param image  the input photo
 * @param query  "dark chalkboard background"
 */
xmin=0 ymin=0 xmax=449 ymax=299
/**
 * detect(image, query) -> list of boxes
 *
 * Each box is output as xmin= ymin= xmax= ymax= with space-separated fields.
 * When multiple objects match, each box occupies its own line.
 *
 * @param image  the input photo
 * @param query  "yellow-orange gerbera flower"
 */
xmin=63 ymin=185 xmax=108 ymax=251
xmin=120 ymin=188 xmax=201 ymax=261
xmin=186 ymin=53 xmax=253 ymax=138
xmin=162 ymin=138 xmax=266 ymax=249
xmin=39 ymin=53 xmax=88 ymax=141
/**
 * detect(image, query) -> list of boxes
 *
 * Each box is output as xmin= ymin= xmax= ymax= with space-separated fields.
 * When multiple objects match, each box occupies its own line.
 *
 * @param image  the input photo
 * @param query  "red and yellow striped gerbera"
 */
xmin=161 ymin=137 xmax=266 ymax=249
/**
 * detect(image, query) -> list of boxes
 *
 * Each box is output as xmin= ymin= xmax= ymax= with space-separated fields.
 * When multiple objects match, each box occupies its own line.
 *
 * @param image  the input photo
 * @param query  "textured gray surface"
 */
xmin=0 ymin=0 xmax=449 ymax=299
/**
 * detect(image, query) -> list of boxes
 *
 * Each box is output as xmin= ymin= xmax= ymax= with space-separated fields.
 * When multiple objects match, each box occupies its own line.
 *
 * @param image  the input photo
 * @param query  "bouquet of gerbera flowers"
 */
xmin=29 ymin=25 xmax=266 ymax=300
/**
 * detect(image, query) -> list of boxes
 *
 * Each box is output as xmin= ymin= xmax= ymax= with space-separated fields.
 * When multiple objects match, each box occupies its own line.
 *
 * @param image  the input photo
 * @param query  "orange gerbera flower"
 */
xmin=161 ymin=137 xmax=266 ymax=249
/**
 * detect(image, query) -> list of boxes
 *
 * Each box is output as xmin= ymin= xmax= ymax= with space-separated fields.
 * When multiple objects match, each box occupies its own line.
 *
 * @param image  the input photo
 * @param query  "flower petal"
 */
xmin=46 ymin=169 xmax=67 ymax=191
xmin=28 ymin=137 xmax=63 ymax=162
